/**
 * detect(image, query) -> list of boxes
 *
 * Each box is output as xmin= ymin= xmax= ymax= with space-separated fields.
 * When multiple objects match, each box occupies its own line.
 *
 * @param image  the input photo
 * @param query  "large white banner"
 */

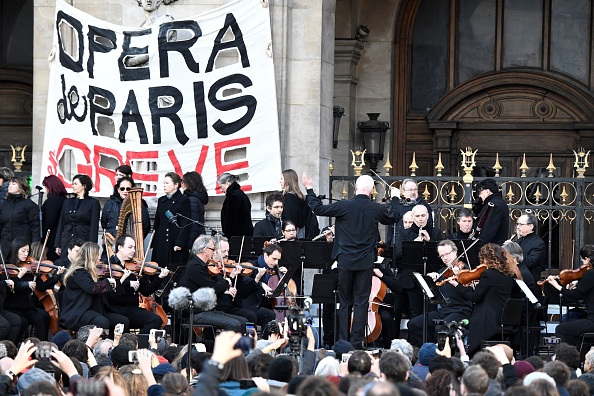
xmin=41 ymin=0 xmax=281 ymax=197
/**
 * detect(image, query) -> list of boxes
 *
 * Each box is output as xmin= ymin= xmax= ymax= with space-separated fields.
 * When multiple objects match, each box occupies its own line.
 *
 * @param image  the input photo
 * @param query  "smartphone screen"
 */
xmin=246 ymin=324 xmax=256 ymax=337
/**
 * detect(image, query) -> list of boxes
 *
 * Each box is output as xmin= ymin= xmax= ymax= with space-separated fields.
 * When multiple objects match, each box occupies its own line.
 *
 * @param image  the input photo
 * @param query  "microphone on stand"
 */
xmin=168 ymin=287 xmax=191 ymax=310
xmin=165 ymin=210 xmax=178 ymax=226
xmin=35 ymin=185 xmax=44 ymax=191
xmin=192 ymin=288 xmax=217 ymax=312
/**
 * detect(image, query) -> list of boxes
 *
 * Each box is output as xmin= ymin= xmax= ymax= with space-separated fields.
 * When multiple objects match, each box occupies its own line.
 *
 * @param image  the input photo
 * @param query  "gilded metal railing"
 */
xmin=330 ymin=148 xmax=594 ymax=273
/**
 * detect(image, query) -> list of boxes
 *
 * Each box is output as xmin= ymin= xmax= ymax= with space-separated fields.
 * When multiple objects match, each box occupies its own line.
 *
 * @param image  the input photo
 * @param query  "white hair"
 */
xmin=314 ymin=356 xmax=340 ymax=377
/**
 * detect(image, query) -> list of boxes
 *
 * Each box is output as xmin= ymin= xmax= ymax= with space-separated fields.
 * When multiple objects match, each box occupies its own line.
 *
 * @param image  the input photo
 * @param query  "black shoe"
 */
xmin=354 ymin=341 xmax=367 ymax=350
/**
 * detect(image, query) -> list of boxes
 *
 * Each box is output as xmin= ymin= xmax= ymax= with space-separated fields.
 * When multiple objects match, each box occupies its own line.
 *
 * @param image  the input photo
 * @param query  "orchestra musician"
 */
xmin=106 ymin=234 xmax=170 ymax=334
xmin=102 ymin=177 xmax=150 ymax=239
xmin=471 ymin=179 xmax=509 ymax=244
xmin=545 ymin=245 xmax=594 ymax=347
xmin=406 ymin=240 xmax=473 ymax=347
xmin=182 ymin=171 xmax=208 ymax=248
xmin=180 ymin=235 xmax=250 ymax=332
xmin=386 ymin=178 xmax=433 ymax=246
xmin=152 ymin=172 xmax=191 ymax=271
xmin=242 ymin=243 xmax=285 ymax=322
xmin=446 ymin=208 xmax=474 ymax=240
xmin=253 ymin=192 xmax=284 ymax=239
xmin=41 ymin=175 xmax=67 ymax=262
xmin=514 ymin=212 xmax=546 ymax=284
xmin=302 ymin=173 xmax=400 ymax=349
xmin=281 ymin=169 xmax=311 ymax=239
xmin=402 ymin=211 xmax=414 ymax=230
xmin=213 ymin=236 xmax=275 ymax=331
xmin=0 ymin=177 xmax=40 ymax=259
xmin=4 ymin=238 xmax=56 ymax=341
xmin=54 ymin=174 xmax=101 ymax=260
xmin=448 ymin=243 xmax=521 ymax=356
xmin=60 ymin=242 xmax=128 ymax=332
xmin=217 ymin=173 xmax=253 ymax=238
xmin=392 ymin=204 xmax=441 ymax=339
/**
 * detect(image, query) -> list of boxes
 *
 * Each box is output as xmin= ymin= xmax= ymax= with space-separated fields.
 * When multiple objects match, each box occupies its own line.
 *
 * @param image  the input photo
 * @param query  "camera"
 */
xmin=128 ymin=350 xmax=138 ymax=363
xmin=71 ymin=379 xmax=108 ymax=396
xmin=154 ymin=330 xmax=166 ymax=340
xmin=436 ymin=320 xmax=467 ymax=353
xmin=36 ymin=344 xmax=52 ymax=361
xmin=287 ymin=308 xmax=307 ymax=353
xmin=543 ymin=336 xmax=561 ymax=345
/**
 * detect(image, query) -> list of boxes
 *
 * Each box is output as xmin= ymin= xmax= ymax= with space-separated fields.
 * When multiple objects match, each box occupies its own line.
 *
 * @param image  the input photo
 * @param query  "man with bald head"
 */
xmin=302 ymin=173 xmax=400 ymax=348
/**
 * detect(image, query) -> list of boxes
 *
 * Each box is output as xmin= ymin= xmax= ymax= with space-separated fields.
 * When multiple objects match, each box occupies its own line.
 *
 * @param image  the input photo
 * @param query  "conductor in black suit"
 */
xmin=302 ymin=173 xmax=400 ymax=348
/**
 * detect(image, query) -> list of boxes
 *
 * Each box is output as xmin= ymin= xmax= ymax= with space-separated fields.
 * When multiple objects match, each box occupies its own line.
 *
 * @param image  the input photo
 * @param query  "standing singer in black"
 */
xmin=302 ymin=173 xmax=399 ymax=348
xmin=472 ymin=179 xmax=509 ymax=244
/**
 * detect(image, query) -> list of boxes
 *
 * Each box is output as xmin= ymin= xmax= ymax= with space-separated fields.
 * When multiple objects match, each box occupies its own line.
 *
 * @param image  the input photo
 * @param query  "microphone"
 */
xmin=459 ymin=319 xmax=469 ymax=327
xmin=168 ymin=287 xmax=191 ymax=310
xmin=35 ymin=185 xmax=43 ymax=191
xmin=165 ymin=210 xmax=178 ymax=226
xmin=192 ymin=287 xmax=217 ymax=312
xmin=303 ymin=297 xmax=312 ymax=310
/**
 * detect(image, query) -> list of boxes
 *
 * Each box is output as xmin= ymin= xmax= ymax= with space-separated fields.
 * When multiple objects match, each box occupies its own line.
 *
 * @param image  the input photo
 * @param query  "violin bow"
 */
xmin=0 ymin=247 xmax=13 ymax=292
xmin=232 ymin=236 xmax=245 ymax=301
xmin=103 ymin=233 xmax=113 ymax=279
xmin=34 ymin=230 xmax=52 ymax=282
xmin=138 ymin=232 xmax=156 ymax=277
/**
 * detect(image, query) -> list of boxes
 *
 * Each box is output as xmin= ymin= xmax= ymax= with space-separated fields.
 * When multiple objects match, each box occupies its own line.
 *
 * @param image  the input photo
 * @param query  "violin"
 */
xmin=19 ymin=258 xmax=61 ymax=274
xmin=436 ymin=264 xmax=488 ymax=286
xmin=124 ymin=258 xmax=165 ymax=276
xmin=207 ymin=260 xmax=261 ymax=277
xmin=537 ymin=263 xmax=592 ymax=286
xmin=0 ymin=264 xmax=20 ymax=276
xmin=96 ymin=263 xmax=126 ymax=278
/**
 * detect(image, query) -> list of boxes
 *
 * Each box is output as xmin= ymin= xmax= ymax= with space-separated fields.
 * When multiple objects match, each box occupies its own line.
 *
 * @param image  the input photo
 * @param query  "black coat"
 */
xmin=386 ymin=198 xmax=433 ymax=245
xmin=518 ymin=232 xmax=546 ymax=282
xmin=59 ymin=269 xmax=114 ymax=330
xmin=184 ymin=191 xmax=207 ymax=247
xmin=253 ymin=216 xmax=281 ymax=239
xmin=55 ymin=196 xmax=101 ymax=258
xmin=0 ymin=194 xmax=41 ymax=259
xmin=282 ymin=193 xmax=309 ymax=229
xmin=561 ymin=269 xmax=594 ymax=321
xmin=455 ymin=268 xmax=516 ymax=355
xmin=42 ymin=194 xmax=67 ymax=261
xmin=306 ymin=191 xmax=400 ymax=271
xmin=152 ymin=190 xmax=190 ymax=269
xmin=100 ymin=195 xmax=150 ymax=237
xmin=474 ymin=192 xmax=509 ymax=244
xmin=394 ymin=223 xmax=441 ymax=289
xmin=220 ymin=182 xmax=253 ymax=237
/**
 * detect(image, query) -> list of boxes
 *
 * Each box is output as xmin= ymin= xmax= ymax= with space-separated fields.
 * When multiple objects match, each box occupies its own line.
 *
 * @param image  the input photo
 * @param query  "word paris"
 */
xmin=41 ymin=0 xmax=281 ymax=197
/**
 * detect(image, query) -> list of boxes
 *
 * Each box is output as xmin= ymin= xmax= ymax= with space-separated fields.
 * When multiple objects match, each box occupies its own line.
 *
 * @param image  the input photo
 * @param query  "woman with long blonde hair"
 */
xmin=449 ymin=243 xmax=520 ymax=356
xmin=59 ymin=242 xmax=128 ymax=332
xmin=281 ymin=169 xmax=313 ymax=238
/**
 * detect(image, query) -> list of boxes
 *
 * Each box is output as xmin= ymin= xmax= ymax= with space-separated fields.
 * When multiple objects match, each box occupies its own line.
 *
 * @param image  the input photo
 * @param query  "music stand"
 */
xmin=311 ymin=273 xmax=339 ymax=346
xmin=412 ymin=272 xmax=445 ymax=344
xmin=229 ymin=236 xmax=268 ymax=260
xmin=269 ymin=267 xmax=299 ymax=298
xmin=515 ymin=278 xmax=542 ymax=356
xmin=278 ymin=241 xmax=304 ymax=294
xmin=303 ymin=241 xmax=334 ymax=270
xmin=401 ymin=241 xmax=441 ymax=275
xmin=159 ymin=266 xmax=186 ymax=344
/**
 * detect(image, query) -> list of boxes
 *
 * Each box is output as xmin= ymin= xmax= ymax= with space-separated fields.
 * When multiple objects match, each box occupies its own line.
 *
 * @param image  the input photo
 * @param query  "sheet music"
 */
xmin=413 ymin=272 xmax=435 ymax=299
xmin=515 ymin=278 xmax=540 ymax=305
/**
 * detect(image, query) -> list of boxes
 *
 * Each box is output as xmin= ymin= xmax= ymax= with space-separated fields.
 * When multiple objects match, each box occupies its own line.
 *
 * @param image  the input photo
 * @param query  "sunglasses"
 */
xmin=119 ymin=187 xmax=132 ymax=192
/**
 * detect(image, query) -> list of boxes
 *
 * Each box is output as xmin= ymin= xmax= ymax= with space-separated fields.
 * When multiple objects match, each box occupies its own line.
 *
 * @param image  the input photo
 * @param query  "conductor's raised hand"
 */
xmin=302 ymin=172 xmax=314 ymax=190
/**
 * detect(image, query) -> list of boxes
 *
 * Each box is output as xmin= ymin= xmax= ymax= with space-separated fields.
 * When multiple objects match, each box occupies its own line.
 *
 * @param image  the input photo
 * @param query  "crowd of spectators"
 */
xmin=0 ymin=324 xmax=592 ymax=396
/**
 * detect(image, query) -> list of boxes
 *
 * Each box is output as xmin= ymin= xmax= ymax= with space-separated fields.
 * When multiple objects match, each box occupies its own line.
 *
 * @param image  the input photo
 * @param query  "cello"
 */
xmin=29 ymin=234 xmax=61 ymax=336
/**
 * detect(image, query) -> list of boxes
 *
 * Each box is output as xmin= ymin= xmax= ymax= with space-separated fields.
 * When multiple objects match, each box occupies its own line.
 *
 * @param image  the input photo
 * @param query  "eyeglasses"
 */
xmin=516 ymin=223 xmax=529 ymax=226
xmin=438 ymin=250 xmax=454 ymax=259
xmin=204 ymin=246 xmax=215 ymax=252
xmin=119 ymin=187 xmax=132 ymax=192
xmin=284 ymin=229 xmax=296 ymax=233
xmin=403 ymin=188 xmax=417 ymax=192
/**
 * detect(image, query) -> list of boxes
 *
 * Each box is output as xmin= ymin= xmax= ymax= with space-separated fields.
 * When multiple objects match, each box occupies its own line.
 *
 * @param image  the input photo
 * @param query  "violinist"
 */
xmin=0 ymin=271 xmax=20 ymax=343
xmin=106 ymin=234 xmax=170 ymax=334
xmin=59 ymin=242 xmax=128 ymax=332
xmin=210 ymin=236 xmax=273 ymax=327
xmin=180 ymin=235 xmax=250 ymax=332
xmin=545 ymin=245 xmax=594 ymax=347
xmin=448 ymin=243 xmax=521 ymax=356
xmin=29 ymin=241 xmax=67 ymax=293
xmin=4 ymin=238 xmax=51 ymax=341
xmin=406 ymin=240 xmax=473 ymax=347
